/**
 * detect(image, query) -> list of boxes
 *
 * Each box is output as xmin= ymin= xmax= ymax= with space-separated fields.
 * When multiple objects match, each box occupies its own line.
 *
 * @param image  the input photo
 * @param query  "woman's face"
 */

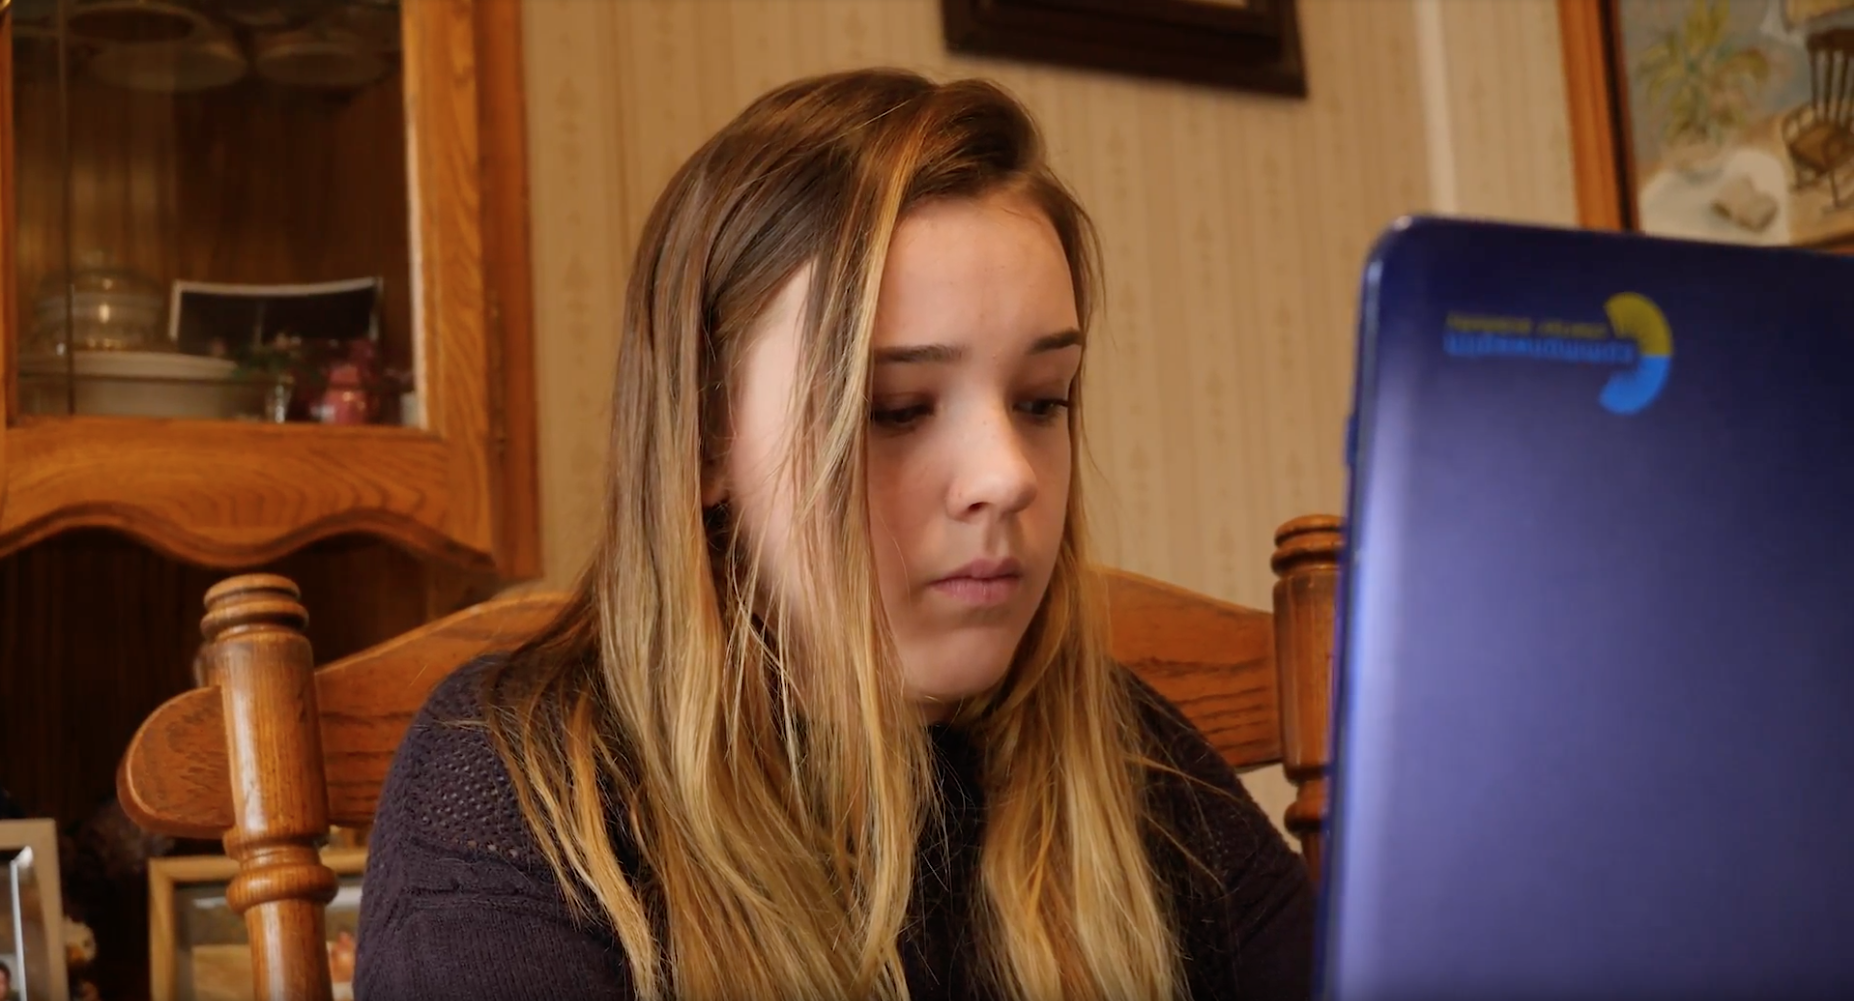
xmin=715 ymin=188 xmax=1082 ymax=718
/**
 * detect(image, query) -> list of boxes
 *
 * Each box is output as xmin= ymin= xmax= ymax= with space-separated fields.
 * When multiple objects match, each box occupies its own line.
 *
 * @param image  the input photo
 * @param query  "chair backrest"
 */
xmin=119 ymin=514 xmax=1341 ymax=1001
xmin=1809 ymin=28 xmax=1854 ymax=123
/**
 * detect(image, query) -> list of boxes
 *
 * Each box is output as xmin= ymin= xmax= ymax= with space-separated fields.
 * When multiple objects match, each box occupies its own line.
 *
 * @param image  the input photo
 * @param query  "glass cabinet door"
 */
xmin=10 ymin=0 xmax=417 ymax=426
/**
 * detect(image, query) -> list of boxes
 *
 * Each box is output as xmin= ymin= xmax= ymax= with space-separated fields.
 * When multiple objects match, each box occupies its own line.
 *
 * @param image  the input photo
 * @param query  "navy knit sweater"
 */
xmin=354 ymin=659 xmax=1314 ymax=999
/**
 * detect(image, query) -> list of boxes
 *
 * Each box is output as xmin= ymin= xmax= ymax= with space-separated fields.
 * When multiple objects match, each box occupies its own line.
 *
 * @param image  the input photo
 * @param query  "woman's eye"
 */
xmin=1018 ymin=397 xmax=1072 ymax=424
xmin=870 ymin=403 xmax=932 ymax=429
xmin=870 ymin=396 xmax=1070 ymax=431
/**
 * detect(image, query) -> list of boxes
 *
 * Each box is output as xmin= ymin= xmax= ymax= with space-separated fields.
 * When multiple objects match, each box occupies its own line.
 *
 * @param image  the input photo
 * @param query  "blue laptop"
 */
xmin=1325 ymin=216 xmax=1854 ymax=1001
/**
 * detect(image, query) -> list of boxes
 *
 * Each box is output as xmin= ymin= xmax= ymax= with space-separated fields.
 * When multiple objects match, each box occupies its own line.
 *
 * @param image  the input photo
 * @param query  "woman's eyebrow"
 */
xmin=875 ymin=343 xmax=962 ymax=365
xmin=874 ymin=328 xmax=1083 ymax=365
xmin=1030 ymin=329 xmax=1083 ymax=354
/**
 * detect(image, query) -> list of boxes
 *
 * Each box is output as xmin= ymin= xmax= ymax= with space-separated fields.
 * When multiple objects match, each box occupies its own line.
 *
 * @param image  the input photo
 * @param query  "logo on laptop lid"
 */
xmin=1441 ymin=292 xmax=1673 ymax=415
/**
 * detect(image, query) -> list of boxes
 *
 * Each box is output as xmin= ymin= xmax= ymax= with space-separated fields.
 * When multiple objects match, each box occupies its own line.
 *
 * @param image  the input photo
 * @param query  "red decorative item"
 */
xmin=312 ymin=340 xmax=379 ymax=425
xmin=315 ymin=362 xmax=370 ymax=424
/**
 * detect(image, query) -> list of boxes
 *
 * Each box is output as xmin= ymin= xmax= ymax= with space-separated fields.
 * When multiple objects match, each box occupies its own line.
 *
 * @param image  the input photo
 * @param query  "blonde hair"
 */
xmin=484 ymin=68 xmax=1180 ymax=1001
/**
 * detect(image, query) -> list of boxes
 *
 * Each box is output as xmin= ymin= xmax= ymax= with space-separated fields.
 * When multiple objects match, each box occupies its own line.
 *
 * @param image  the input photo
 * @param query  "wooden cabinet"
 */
xmin=0 ymin=0 xmax=538 ymax=576
xmin=0 ymin=3 xmax=538 ymax=995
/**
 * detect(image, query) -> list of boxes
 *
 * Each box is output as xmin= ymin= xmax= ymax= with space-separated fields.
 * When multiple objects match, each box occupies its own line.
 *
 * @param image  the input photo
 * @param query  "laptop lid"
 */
xmin=1324 ymin=216 xmax=1854 ymax=1001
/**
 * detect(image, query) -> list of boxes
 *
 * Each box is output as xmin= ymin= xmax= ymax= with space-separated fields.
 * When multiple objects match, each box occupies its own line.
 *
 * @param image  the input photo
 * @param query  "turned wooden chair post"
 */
xmin=200 ymin=575 xmax=338 ymax=1001
xmin=1271 ymin=514 xmax=1342 ymax=881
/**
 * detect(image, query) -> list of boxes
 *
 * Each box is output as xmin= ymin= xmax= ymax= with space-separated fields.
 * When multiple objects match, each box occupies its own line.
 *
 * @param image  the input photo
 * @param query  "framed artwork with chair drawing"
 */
xmin=1560 ymin=0 xmax=1854 ymax=248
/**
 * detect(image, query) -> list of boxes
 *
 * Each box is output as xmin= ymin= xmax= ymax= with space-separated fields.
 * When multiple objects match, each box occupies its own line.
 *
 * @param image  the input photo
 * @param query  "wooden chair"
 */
xmin=1784 ymin=28 xmax=1854 ymax=208
xmin=118 ymin=514 xmax=1342 ymax=1001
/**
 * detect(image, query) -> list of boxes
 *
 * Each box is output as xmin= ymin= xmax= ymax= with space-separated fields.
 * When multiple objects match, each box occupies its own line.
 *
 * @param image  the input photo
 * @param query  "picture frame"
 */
xmin=0 ymin=820 xmax=69 ymax=1001
xmin=1560 ymin=0 xmax=1854 ymax=249
xmin=148 ymin=848 xmax=367 ymax=1001
xmin=939 ymin=0 xmax=1307 ymax=97
xmin=167 ymin=278 xmax=384 ymax=360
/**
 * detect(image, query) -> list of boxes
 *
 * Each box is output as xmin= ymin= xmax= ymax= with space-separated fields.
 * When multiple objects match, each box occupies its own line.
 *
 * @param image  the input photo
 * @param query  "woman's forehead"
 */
xmin=873 ymin=192 xmax=1078 ymax=355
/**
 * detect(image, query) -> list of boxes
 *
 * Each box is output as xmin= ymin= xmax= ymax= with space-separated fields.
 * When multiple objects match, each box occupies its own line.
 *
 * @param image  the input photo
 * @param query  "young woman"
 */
xmin=355 ymin=68 xmax=1312 ymax=1001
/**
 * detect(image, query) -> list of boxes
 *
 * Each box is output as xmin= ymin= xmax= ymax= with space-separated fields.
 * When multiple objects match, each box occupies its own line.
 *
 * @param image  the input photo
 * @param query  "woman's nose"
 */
xmin=948 ymin=409 xmax=1038 ymax=517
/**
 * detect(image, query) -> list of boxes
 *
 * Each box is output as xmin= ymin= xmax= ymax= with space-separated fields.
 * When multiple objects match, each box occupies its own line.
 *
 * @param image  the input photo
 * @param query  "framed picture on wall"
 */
xmin=940 ymin=0 xmax=1307 ymax=97
xmin=0 ymin=820 xmax=69 ymax=1001
xmin=149 ymin=848 xmax=367 ymax=1001
xmin=1561 ymin=0 xmax=1854 ymax=248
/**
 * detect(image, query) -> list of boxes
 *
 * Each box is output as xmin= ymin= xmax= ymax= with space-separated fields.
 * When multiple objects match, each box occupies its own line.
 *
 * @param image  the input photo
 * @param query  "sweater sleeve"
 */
xmin=354 ymin=659 xmax=636 ymax=1000
xmin=1131 ymin=675 xmax=1317 ymax=1001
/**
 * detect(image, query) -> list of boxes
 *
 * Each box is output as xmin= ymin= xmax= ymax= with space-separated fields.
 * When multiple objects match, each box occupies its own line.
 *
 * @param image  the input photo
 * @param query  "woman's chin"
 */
xmin=904 ymin=660 xmax=1014 ymax=718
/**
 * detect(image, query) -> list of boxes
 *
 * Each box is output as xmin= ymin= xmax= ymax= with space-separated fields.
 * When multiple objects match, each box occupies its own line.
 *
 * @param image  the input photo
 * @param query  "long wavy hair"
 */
xmin=483 ymin=68 xmax=1180 ymax=1001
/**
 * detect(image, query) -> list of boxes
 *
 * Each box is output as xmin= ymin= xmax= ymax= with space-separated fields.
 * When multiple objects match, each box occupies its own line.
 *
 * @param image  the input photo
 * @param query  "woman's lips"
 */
xmin=929 ymin=557 xmax=1023 ymax=607
xmin=929 ymin=574 xmax=1022 ymax=606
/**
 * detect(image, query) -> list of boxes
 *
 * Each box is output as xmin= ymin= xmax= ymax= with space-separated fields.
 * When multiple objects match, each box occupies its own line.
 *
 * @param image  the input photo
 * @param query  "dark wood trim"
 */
xmin=476 ymin=0 xmax=543 ymax=582
xmin=1025 ymin=0 xmax=1280 ymax=34
xmin=941 ymin=0 xmax=1307 ymax=98
xmin=1 ymin=8 xmax=16 ymax=444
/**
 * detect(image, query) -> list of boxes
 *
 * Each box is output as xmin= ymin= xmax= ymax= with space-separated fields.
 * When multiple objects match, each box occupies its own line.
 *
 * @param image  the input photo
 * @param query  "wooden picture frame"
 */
xmin=0 ymin=820 xmax=68 ymax=1001
xmin=149 ymin=848 xmax=367 ymax=1001
xmin=1560 ymin=0 xmax=1854 ymax=248
xmin=940 ymin=0 xmax=1307 ymax=97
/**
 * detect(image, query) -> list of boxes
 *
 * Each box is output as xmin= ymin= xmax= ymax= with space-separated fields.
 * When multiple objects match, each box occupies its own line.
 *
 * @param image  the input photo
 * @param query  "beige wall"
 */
xmin=518 ymin=0 xmax=1579 ymax=827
